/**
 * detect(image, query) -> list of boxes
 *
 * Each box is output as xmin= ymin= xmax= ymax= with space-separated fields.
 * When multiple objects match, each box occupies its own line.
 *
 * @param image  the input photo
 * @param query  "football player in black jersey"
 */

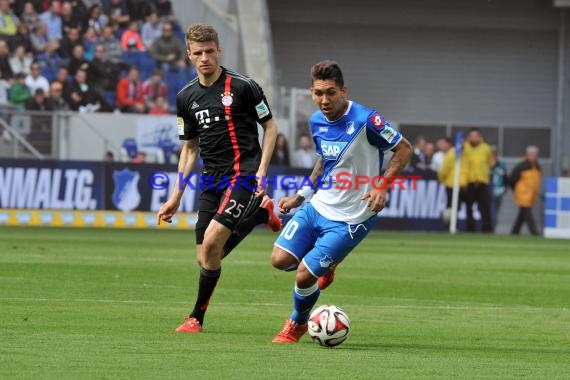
xmin=157 ymin=24 xmax=280 ymax=333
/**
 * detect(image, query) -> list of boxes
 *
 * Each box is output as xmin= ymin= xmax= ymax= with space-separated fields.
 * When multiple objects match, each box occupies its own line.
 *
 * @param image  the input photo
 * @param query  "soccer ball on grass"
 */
xmin=307 ymin=305 xmax=351 ymax=347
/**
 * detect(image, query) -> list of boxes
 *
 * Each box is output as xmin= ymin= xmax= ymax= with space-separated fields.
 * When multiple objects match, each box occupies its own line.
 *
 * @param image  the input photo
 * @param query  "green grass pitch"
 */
xmin=1 ymin=226 xmax=569 ymax=379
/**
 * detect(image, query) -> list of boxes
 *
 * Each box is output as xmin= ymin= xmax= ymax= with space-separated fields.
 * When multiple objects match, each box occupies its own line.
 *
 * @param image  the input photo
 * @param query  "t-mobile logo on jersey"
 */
xmin=195 ymin=109 xmax=211 ymax=129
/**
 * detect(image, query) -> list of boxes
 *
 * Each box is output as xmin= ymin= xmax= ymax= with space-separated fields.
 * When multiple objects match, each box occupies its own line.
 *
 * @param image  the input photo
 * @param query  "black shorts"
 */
xmin=195 ymin=177 xmax=260 ymax=244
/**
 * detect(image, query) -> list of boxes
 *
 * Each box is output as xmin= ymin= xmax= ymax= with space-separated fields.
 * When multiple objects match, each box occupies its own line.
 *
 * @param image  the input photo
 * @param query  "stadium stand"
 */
xmin=0 ymin=0 xmax=194 ymax=115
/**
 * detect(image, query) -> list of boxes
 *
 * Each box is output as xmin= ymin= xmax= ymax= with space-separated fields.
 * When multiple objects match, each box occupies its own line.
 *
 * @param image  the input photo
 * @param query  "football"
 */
xmin=307 ymin=305 xmax=351 ymax=347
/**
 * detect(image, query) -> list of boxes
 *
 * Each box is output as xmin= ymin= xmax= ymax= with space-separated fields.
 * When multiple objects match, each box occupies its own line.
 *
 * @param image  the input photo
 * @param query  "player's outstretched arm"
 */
xmin=255 ymin=118 xmax=278 ymax=197
xmin=278 ymin=157 xmax=324 ymax=213
xmin=157 ymin=138 xmax=199 ymax=224
xmin=362 ymin=137 xmax=413 ymax=213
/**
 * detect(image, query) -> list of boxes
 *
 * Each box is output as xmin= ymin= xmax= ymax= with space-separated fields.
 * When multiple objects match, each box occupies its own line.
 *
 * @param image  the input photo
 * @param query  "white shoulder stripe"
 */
xmin=176 ymin=77 xmax=199 ymax=96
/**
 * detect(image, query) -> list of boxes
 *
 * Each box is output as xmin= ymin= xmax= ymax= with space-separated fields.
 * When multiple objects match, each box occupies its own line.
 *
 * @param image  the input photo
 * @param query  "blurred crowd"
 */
xmin=0 ymin=0 xmax=194 ymax=114
xmin=413 ymin=129 xmax=541 ymax=235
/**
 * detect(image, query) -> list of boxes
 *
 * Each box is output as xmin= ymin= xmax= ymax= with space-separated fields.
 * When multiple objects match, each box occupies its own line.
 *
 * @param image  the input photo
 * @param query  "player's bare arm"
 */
xmin=278 ymin=156 xmax=324 ymax=213
xmin=157 ymin=138 xmax=199 ymax=224
xmin=255 ymin=118 xmax=278 ymax=197
xmin=362 ymin=137 xmax=413 ymax=213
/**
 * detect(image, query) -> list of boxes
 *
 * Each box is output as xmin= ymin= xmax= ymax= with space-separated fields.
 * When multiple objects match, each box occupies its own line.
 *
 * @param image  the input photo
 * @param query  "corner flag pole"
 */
xmin=449 ymin=132 xmax=463 ymax=234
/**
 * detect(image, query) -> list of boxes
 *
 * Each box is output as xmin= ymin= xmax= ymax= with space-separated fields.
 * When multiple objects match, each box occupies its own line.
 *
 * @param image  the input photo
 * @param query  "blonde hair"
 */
xmin=185 ymin=23 xmax=219 ymax=50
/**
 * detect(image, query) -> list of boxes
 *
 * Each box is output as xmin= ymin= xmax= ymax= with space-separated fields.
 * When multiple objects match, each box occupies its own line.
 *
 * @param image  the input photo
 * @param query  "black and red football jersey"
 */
xmin=176 ymin=67 xmax=273 ymax=181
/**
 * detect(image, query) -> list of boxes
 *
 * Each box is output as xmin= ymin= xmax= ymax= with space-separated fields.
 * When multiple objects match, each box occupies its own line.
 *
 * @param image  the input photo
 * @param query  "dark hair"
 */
xmin=185 ymin=23 xmax=219 ymax=49
xmin=468 ymin=127 xmax=481 ymax=134
xmin=311 ymin=60 xmax=344 ymax=87
xmin=271 ymin=133 xmax=291 ymax=167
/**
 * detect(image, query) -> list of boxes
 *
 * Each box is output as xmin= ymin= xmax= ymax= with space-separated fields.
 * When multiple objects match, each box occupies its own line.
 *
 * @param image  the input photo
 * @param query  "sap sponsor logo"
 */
xmin=320 ymin=141 xmax=347 ymax=160
xmin=0 ymin=212 xmax=9 ymax=224
xmin=103 ymin=213 xmax=118 ymax=225
xmin=60 ymin=213 xmax=75 ymax=225
xmin=0 ymin=167 xmax=97 ymax=210
xmin=39 ymin=212 xmax=55 ymax=224
xmin=112 ymin=169 xmax=141 ymax=212
xmin=16 ymin=212 xmax=32 ymax=224
xmin=123 ymin=214 xmax=137 ymax=226
xmin=380 ymin=125 xmax=398 ymax=143
xmin=81 ymin=213 xmax=96 ymax=225
xmin=346 ymin=121 xmax=355 ymax=135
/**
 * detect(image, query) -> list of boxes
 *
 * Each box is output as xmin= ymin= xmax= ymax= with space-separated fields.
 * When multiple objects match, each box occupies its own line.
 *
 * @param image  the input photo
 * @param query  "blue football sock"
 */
xmin=290 ymin=283 xmax=320 ymax=324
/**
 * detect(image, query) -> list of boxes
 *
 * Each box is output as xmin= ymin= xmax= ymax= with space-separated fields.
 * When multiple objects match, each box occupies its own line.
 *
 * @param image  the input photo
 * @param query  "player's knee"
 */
xmin=271 ymin=247 xmax=297 ymax=271
xmin=295 ymin=264 xmax=317 ymax=288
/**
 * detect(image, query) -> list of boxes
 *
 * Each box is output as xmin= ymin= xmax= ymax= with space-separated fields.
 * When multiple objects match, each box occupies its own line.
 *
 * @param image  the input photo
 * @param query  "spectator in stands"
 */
xmin=82 ymin=26 xmax=98 ymax=61
xmin=142 ymin=67 xmax=167 ymax=109
xmin=39 ymin=1 xmax=62 ymax=41
xmin=105 ymin=0 xmax=130 ymax=29
xmin=423 ymin=141 xmax=435 ymax=170
xmin=0 ymin=67 xmax=10 ymax=108
xmin=49 ymin=80 xmax=70 ymax=110
xmin=121 ymin=20 xmax=145 ymax=51
xmin=31 ymin=21 xmax=60 ymax=63
xmin=84 ymin=4 xmax=106 ymax=36
xmin=10 ymin=22 xmax=34 ymax=54
xmin=489 ymin=145 xmax=508 ymax=232
xmin=154 ymin=0 xmax=176 ymax=24
xmin=68 ymin=43 xmax=88 ymax=75
xmin=150 ymin=21 xmax=185 ymax=71
xmin=59 ymin=25 xmax=82 ymax=59
xmin=25 ymin=87 xmax=53 ymax=111
xmin=148 ymin=95 xmax=169 ymax=115
xmin=0 ymin=40 xmax=13 ymax=79
xmin=9 ymin=72 xmax=31 ymax=109
xmin=463 ymin=128 xmax=493 ymax=232
xmin=105 ymin=150 xmax=114 ymax=161
xmin=127 ymin=0 xmax=153 ymax=21
xmin=0 ymin=0 xmax=19 ymax=41
xmin=25 ymin=61 xmax=49 ymax=93
xmin=292 ymin=133 xmax=317 ymax=169
xmin=437 ymin=140 xmax=469 ymax=225
xmin=21 ymin=2 xmax=41 ymax=32
xmin=55 ymin=65 xmax=71 ymax=100
xmin=510 ymin=146 xmax=541 ymax=236
xmin=270 ymin=133 xmax=291 ymax=167
xmin=410 ymin=135 xmax=428 ymax=170
xmin=68 ymin=68 xmax=109 ymax=112
xmin=9 ymin=45 xmax=32 ymax=75
xmin=431 ymin=137 xmax=451 ymax=172
xmin=131 ymin=151 xmax=146 ymax=163
xmin=88 ymin=44 xmax=126 ymax=91
xmin=99 ymin=25 xmax=122 ymax=63
xmin=141 ymin=11 xmax=162 ymax=49
xmin=116 ymin=65 xmax=145 ymax=113
xmin=60 ymin=1 xmax=81 ymax=35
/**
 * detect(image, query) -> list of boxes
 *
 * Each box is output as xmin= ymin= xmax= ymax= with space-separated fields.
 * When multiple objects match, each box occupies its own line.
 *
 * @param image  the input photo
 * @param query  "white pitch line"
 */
xmin=1 ymin=297 xmax=568 ymax=312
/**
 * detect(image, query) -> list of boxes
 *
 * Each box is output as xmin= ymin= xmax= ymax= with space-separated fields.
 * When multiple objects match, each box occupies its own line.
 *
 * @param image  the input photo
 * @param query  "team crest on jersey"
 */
xmin=369 ymin=113 xmax=385 ymax=130
xmin=221 ymin=91 xmax=234 ymax=106
xmin=346 ymin=120 xmax=355 ymax=135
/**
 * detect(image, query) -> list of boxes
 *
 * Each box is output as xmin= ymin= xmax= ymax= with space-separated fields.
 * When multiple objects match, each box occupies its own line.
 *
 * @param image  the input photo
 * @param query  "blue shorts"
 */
xmin=274 ymin=203 xmax=376 ymax=277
